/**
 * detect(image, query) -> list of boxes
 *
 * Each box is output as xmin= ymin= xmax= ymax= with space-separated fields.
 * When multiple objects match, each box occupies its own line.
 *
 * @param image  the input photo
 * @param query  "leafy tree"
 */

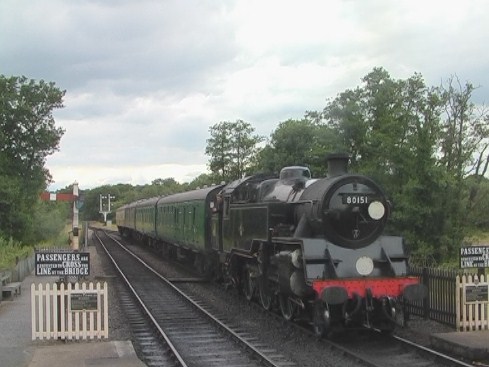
xmin=28 ymin=201 xmax=69 ymax=244
xmin=0 ymin=75 xmax=65 ymax=241
xmin=152 ymin=177 xmax=178 ymax=187
xmin=465 ymin=176 xmax=489 ymax=229
xmin=435 ymin=77 xmax=489 ymax=255
xmin=205 ymin=120 xmax=263 ymax=182
xmin=205 ymin=121 xmax=234 ymax=181
xmin=187 ymin=172 xmax=223 ymax=190
xmin=319 ymin=68 xmax=456 ymax=260
xmin=257 ymin=118 xmax=339 ymax=176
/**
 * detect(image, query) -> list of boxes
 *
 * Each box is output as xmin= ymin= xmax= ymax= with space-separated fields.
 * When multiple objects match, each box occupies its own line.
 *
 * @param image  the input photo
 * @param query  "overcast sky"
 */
xmin=1 ymin=0 xmax=489 ymax=191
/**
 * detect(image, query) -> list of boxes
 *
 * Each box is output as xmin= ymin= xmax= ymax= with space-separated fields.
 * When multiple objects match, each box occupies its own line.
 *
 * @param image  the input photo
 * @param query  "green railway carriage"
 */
xmin=134 ymin=197 xmax=159 ymax=238
xmin=115 ymin=204 xmax=127 ymax=228
xmin=116 ymin=201 xmax=138 ymax=235
xmin=155 ymin=185 xmax=224 ymax=252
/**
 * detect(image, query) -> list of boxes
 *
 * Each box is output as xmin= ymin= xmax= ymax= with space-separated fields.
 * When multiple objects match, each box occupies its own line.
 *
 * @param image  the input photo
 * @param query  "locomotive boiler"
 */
xmin=116 ymin=153 xmax=426 ymax=336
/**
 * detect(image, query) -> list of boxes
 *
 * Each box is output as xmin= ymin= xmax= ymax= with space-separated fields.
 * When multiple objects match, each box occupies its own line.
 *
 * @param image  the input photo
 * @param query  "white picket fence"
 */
xmin=456 ymin=274 xmax=489 ymax=331
xmin=31 ymin=281 xmax=108 ymax=340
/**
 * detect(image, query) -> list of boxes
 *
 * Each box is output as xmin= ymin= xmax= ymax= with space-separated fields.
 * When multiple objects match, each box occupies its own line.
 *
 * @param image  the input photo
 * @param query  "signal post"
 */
xmin=40 ymin=182 xmax=81 ymax=250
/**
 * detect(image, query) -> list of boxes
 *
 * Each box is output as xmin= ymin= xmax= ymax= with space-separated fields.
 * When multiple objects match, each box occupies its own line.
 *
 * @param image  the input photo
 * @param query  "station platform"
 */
xmin=28 ymin=340 xmax=144 ymax=367
xmin=2 ymin=265 xmax=489 ymax=366
xmin=0 ymin=272 xmax=145 ymax=367
xmin=431 ymin=330 xmax=489 ymax=360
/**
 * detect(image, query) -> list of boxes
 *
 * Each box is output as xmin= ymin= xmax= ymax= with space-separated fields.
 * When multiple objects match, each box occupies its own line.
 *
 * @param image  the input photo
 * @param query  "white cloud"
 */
xmin=1 ymin=0 xmax=489 ymax=190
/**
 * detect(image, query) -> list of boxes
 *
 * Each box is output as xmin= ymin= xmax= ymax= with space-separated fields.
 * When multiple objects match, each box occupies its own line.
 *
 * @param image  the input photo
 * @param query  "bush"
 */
xmin=0 ymin=237 xmax=32 ymax=271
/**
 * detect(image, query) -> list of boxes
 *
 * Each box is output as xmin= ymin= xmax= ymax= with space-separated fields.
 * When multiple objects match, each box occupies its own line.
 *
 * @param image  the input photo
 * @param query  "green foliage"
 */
xmin=321 ymin=68 xmax=489 ymax=262
xmin=255 ymin=118 xmax=342 ymax=177
xmin=0 ymin=75 xmax=65 ymax=242
xmin=205 ymin=120 xmax=263 ymax=182
xmin=30 ymin=202 xmax=69 ymax=243
xmin=0 ymin=237 xmax=32 ymax=271
xmin=465 ymin=176 xmax=489 ymax=229
xmin=186 ymin=172 xmax=223 ymax=189
xmin=258 ymin=119 xmax=316 ymax=172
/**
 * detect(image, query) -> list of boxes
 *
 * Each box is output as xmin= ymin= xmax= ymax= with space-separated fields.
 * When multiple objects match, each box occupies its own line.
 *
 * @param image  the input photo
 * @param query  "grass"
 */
xmin=0 ymin=238 xmax=33 ymax=271
xmin=0 ymin=224 xmax=73 ymax=271
xmin=465 ymin=230 xmax=489 ymax=245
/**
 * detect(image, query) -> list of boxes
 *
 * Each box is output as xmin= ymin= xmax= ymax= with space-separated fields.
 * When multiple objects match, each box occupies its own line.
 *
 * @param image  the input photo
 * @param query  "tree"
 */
xmin=188 ymin=172 xmax=222 ymax=189
xmin=436 ymin=77 xmax=489 ymax=255
xmin=205 ymin=121 xmax=233 ymax=181
xmin=0 ymin=75 xmax=65 ymax=241
xmin=257 ymin=118 xmax=339 ymax=176
xmin=205 ymin=120 xmax=263 ymax=182
xmin=319 ymin=68 xmax=459 ymax=260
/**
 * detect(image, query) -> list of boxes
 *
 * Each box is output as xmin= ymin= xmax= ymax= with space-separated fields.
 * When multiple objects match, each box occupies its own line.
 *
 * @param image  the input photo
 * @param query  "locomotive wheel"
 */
xmin=279 ymin=294 xmax=297 ymax=321
xmin=258 ymin=277 xmax=273 ymax=311
xmin=313 ymin=301 xmax=330 ymax=338
xmin=380 ymin=297 xmax=403 ymax=333
xmin=242 ymin=267 xmax=255 ymax=302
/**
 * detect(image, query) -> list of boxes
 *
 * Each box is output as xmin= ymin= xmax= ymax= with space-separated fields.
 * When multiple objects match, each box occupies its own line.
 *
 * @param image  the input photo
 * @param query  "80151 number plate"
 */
xmin=342 ymin=194 xmax=369 ymax=205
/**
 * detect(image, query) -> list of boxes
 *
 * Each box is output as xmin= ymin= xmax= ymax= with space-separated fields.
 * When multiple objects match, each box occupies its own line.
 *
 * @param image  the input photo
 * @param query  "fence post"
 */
xmin=422 ymin=267 xmax=430 ymax=319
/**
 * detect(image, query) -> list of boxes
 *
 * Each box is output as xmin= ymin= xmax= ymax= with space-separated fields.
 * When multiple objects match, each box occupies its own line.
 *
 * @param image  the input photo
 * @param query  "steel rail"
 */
xmin=94 ymin=231 xmax=189 ymax=367
xmin=391 ymin=334 xmax=474 ymax=367
xmin=96 ymin=230 xmax=291 ymax=367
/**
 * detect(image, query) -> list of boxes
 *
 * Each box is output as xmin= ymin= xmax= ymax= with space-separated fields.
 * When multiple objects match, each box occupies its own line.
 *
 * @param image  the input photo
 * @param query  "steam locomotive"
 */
xmin=116 ymin=153 xmax=426 ymax=335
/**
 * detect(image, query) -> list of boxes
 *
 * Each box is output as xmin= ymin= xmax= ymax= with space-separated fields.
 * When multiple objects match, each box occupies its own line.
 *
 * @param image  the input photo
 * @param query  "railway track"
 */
xmin=240 ymin=293 xmax=474 ymax=367
xmin=94 ymin=228 xmax=474 ymax=367
xmin=322 ymin=330 xmax=475 ymax=367
xmin=93 ymin=229 xmax=297 ymax=367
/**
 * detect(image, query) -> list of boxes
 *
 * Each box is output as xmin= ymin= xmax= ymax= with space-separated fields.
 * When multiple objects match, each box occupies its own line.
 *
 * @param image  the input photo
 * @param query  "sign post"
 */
xmin=460 ymin=245 xmax=489 ymax=269
xmin=40 ymin=182 xmax=80 ymax=250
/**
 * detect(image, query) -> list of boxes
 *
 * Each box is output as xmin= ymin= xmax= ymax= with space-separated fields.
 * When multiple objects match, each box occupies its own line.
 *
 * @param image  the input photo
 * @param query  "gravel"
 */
xmin=85 ymin=230 xmax=132 ymax=341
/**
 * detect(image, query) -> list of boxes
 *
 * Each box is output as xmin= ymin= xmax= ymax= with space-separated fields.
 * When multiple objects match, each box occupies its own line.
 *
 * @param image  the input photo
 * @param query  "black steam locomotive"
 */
xmin=116 ymin=153 xmax=426 ymax=335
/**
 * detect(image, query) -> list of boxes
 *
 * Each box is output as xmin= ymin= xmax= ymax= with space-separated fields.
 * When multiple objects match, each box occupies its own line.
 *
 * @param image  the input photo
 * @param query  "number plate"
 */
xmin=342 ymin=194 xmax=369 ymax=205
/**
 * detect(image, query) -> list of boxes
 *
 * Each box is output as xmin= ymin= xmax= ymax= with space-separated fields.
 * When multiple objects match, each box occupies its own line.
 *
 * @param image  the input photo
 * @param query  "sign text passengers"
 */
xmin=460 ymin=245 xmax=489 ymax=269
xmin=35 ymin=251 xmax=90 ymax=276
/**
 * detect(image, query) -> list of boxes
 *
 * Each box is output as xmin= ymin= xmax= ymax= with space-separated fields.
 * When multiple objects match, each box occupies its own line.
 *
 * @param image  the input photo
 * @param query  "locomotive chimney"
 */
xmin=326 ymin=153 xmax=350 ymax=177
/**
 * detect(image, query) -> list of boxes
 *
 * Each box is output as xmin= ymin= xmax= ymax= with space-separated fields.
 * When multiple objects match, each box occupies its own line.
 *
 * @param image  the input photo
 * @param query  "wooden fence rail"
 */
xmin=407 ymin=267 xmax=488 ymax=330
xmin=31 ymin=281 xmax=108 ymax=340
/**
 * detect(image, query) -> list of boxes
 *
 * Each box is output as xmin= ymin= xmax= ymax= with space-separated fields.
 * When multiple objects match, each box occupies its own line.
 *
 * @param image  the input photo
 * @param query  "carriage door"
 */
xmin=191 ymin=206 xmax=196 ymax=244
xmin=182 ymin=204 xmax=187 ymax=243
xmin=211 ymin=198 xmax=224 ymax=252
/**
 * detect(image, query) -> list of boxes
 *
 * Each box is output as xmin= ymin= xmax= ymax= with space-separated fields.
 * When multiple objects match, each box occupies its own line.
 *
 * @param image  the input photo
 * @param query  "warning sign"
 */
xmin=460 ymin=246 xmax=489 ymax=269
xmin=35 ymin=251 xmax=90 ymax=276
xmin=464 ymin=284 xmax=489 ymax=303
xmin=70 ymin=292 xmax=98 ymax=311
